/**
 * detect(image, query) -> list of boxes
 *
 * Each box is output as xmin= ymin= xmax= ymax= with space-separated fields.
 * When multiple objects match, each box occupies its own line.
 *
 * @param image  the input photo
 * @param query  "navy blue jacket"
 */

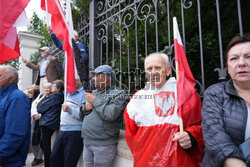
xmin=51 ymin=33 xmax=88 ymax=64
xmin=38 ymin=92 xmax=64 ymax=130
xmin=0 ymin=83 xmax=31 ymax=167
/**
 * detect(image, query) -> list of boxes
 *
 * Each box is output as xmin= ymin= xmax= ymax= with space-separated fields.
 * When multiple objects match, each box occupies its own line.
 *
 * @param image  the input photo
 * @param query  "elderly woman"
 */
xmin=30 ymin=83 xmax=52 ymax=166
xmin=37 ymin=80 xmax=64 ymax=167
xmin=202 ymin=33 xmax=250 ymax=167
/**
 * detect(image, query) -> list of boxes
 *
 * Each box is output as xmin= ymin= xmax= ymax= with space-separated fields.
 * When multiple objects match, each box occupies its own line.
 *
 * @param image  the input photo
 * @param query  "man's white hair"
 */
xmin=0 ymin=65 xmax=18 ymax=83
xmin=144 ymin=52 xmax=170 ymax=69
xmin=73 ymin=30 xmax=79 ymax=37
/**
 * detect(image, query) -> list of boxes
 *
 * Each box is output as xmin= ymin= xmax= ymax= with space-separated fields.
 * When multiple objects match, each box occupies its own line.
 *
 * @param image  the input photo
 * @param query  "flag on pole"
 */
xmin=44 ymin=0 xmax=76 ymax=93
xmin=41 ymin=0 xmax=66 ymax=40
xmin=0 ymin=0 xmax=30 ymax=64
xmin=173 ymin=17 xmax=202 ymax=127
xmin=173 ymin=16 xmax=204 ymax=165
xmin=62 ymin=0 xmax=76 ymax=93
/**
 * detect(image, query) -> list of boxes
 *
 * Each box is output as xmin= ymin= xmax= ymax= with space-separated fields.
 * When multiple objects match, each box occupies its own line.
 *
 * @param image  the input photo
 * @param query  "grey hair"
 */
xmin=44 ymin=82 xmax=52 ymax=89
xmin=0 ymin=65 xmax=18 ymax=83
xmin=144 ymin=52 xmax=170 ymax=69
xmin=53 ymin=80 xmax=64 ymax=92
xmin=73 ymin=30 xmax=79 ymax=37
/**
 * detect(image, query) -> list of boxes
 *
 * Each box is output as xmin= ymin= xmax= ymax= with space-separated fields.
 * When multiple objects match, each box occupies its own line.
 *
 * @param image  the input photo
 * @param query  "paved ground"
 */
xmin=25 ymin=153 xmax=44 ymax=167
xmin=24 ymin=152 xmax=83 ymax=167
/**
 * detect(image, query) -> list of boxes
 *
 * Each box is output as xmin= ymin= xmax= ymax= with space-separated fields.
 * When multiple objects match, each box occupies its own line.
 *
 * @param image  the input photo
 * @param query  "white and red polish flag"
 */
xmin=173 ymin=17 xmax=202 ymax=127
xmin=41 ymin=0 xmax=66 ymax=40
xmin=124 ymin=17 xmax=204 ymax=167
xmin=42 ymin=0 xmax=76 ymax=93
xmin=62 ymin=0 xmax=76 ymax=93
xmin=0 ymin=0 xmax=30 ymax=64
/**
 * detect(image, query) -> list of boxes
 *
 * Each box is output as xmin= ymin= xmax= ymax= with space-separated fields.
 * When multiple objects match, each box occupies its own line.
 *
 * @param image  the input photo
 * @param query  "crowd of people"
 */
xmin=0 ymin=33 xmax=249 ymax=167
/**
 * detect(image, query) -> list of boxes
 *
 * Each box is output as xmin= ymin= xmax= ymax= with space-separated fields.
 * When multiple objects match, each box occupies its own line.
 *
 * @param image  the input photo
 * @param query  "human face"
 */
xmin=51 ymin=83 xmax=60 ymax=93
xmin=41 ymin=50 xmax=49 ymax=58
xmin=0 ymin=68 xmax=13 ymax=89
xmin=44 ymin=86 xmax=52 ymax=96
xmin=227 ymin=42 xmax=250 ymax=84
xmin=74 ymin=35 xmax=79 ymax=41
xmin=145 ymin=55 xmax=171 ymax=89
xmin=92 ymin=73 xmax=110 ymax=90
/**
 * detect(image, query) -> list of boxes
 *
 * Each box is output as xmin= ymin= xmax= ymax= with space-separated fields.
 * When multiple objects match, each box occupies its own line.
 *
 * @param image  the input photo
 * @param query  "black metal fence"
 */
xmin=78 ymin=0 xmax=250 ymax=96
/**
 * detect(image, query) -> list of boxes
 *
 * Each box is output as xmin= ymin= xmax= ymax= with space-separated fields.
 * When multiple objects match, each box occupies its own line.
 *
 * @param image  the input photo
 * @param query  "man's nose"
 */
xmin=238 ymin=57 xmax=247 ymax=66
xmin=151 ymin=68 xmax=157 ymax=73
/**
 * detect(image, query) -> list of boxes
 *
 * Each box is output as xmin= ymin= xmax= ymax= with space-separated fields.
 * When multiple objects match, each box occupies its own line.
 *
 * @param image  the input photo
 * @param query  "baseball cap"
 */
xmin=39 ymin=46 xmax=50 ymax=52
xmin=93 ymin=65 xmax=112 ymax=77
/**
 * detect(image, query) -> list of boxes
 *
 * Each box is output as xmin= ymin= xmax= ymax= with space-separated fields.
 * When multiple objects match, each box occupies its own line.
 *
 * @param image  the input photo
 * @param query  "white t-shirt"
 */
xmin=245 ymin=108 xmax=250 ymax=140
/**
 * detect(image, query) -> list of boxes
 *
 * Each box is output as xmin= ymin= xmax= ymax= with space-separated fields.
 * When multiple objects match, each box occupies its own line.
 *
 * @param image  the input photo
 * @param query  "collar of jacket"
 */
xmin=225 ymin=79 xmax=239 ymax=97
xmin=52 ymin=91 xmax=64 ymax=96
xmin=0 ymin=83 xmax=17 ymax=96
xmin=68 ymin=87 xmax=84 ymax=96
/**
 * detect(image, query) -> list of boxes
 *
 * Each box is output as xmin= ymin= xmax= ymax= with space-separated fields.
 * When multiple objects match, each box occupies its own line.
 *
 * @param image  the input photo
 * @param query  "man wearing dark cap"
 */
xmin=82 ymin=65 xmax=127 ymax=167
xmin=22 ymin=46 xmax=62 ymax=93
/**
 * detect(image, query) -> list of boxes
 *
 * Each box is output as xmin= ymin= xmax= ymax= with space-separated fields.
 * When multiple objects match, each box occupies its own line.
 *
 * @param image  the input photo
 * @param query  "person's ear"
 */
xmin=8 ymin=76 xmax=15 ymax=84
xmin=166 ymin=65 xmax=172 ymax=76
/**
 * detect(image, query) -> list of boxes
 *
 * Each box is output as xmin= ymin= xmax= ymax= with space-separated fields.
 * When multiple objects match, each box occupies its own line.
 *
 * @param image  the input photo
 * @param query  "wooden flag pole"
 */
xmin=175 ymin=61 xmax=184 ymax=133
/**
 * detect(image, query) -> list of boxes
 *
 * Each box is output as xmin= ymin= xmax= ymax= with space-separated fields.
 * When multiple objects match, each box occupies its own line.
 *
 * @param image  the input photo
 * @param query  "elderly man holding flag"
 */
xmin=124 ymin=17 xmax=204 ymax=167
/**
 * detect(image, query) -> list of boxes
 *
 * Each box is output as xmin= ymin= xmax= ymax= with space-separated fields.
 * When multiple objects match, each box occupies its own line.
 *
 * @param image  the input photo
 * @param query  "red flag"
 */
xmin=173 ymin=17 xmax=202 ymax=127
xmin=0 ymin=0 xmax=30 ymax=64
xmin=62 ymin=0 xmax=76 ymax=93
xmin=0 ymin=27 xmax=20 ymax=64
xmin=48 ymin=0 xmax=75 ymax=93
xmin=41 ymin=0 xmax=66 ymax=40
xmin=0 ymin=0 xmax=30 ymax=45
xmin=63 ymin=30 xmax=76 ymax=93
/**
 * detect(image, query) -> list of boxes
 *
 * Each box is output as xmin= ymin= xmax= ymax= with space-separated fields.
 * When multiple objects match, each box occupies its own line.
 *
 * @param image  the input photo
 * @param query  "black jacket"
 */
xmin=202 ymin=79 xmax=248 ymax=167
xmin=38 ymin=92 xmax=64 ymax=130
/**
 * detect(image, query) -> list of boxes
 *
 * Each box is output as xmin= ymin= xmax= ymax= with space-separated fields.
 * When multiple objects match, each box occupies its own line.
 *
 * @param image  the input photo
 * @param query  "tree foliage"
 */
xmin=27 ymin=12 xmax=52 ymax=47
xmin=2 ymin=59 xmax=19 ymax=70
xmin=72 ymin=0 xmax=89 ymax=30
xmin=77 ymin=0 xmax=250 ymax=94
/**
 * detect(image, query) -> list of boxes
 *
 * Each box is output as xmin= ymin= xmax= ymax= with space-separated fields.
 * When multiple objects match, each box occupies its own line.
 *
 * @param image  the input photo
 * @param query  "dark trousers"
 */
xmin=41 ymin=126 xmax=55 ymax=167
xmin=50 ymin=131 xmax=83 ymax=167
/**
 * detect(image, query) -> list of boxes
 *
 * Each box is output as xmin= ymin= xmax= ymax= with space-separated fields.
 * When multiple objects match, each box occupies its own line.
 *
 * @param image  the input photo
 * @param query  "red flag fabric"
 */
xmin=173 ymin=17 xmax=202 ymax=127
xmin=0 ymin=27 xmax=20 ymax=64
xmin=0 ymin=0 xmax=30 ymax=46
xmin=41 ymin=0 xmax=66 ymax=40
xmin=63 ymin=30 xmax=76 ymax=93
xmin=62 ymin=0 xmax=76 ymax=93
xmin=0 ymin=0 xmax=30 ymax=64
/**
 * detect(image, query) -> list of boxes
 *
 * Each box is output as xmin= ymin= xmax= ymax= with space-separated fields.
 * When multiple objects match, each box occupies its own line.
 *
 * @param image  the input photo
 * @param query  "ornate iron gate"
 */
xmin=78 ymin=0 xmax=249 ymax=97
